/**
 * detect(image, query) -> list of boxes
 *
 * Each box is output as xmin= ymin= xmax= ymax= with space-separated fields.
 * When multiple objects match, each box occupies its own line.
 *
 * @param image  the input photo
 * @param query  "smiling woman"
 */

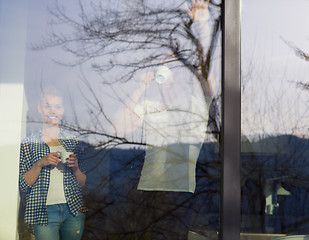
xmin=19 ymin=86 xmax=87 ymax=240
xmin=38 ymin=89 xmax=64 ymax=127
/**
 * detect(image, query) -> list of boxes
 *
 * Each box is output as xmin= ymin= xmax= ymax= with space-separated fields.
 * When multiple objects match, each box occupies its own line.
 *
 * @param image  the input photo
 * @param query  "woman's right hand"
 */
xmin=140 ymin=72 xmax=154 ymax=90
xmin=24 ymin=152 xmax=61 ymax=186
xmin=37 ymin=152 xmax=61 ymax=168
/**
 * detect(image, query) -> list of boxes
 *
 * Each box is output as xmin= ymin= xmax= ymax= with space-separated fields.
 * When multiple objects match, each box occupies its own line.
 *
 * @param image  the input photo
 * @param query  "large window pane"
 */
xmin=241 ymin=0 xmax=309 ymax=239
xmin=14 ymin=0 xmax=222 ymax=239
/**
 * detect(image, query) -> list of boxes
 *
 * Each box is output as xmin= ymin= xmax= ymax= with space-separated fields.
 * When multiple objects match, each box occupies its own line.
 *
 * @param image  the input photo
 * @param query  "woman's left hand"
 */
xmin=185 ymin=0 xmax=210 ymax=21
xmin=66 ymin=153 xmax=86 ymax=186
xmin=66 ymin=154 xmax=79 ymax=171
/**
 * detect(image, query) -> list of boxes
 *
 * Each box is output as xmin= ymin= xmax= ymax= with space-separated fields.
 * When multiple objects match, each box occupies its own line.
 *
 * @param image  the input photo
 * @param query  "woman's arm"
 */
xmin=73 ymin=168 xmax=87 ymax=187
xmin=66 ymin=153 xmax=86 ymax=187
xmin=186 ymin=0 xmax=217 ymax=98
xmin=112 ymin=72 xmax=154 ymax=135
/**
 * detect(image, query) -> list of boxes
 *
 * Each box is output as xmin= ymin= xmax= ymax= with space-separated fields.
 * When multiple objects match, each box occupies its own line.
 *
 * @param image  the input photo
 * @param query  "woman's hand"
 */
xmin=37 ymin=152 xmax=61 ymax=168
xmin=140 ymin=72 xmax=154 ymax=90
xmin=66 ymin=153 xmax=79 ymax=171
xmin=24 ymin=152 xmax=60 ymax=186
xmin=185 ymin=0 xmax=210 ymax=21
xmin=66 ymin=154 xmax=86 ymax=187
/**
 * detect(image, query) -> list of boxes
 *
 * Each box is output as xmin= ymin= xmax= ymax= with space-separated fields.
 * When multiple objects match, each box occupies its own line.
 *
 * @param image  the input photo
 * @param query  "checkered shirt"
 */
xmin=19 ymin=129 xmax=86 ymax=226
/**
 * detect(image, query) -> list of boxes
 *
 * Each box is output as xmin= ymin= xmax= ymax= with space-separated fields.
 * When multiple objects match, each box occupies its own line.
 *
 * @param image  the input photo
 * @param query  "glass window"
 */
xmin=241 ymin=0 xmax=309 ymax=239
xmin=0 ymin=0 xmax=222 ymax=239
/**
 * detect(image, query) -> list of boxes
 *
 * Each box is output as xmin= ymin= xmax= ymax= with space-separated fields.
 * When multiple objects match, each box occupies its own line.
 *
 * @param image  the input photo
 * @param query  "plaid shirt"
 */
xmin=19 ymin=129 xmax=85 ymax=226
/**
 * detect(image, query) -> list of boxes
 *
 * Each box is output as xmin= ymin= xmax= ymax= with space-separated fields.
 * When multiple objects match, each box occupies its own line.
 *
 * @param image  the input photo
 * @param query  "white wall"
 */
xmin=0 ymin=1 xmax=28 ymax=239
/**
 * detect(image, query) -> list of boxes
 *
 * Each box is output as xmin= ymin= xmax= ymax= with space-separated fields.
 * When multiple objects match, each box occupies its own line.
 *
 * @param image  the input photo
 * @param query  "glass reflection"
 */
xmin=241 ymin=0 xmax=309 ymax=238
xmin=113 ymin=65 xmax=214 ymax=193
xmin=19 ymin=0 xmax=222 ymax=239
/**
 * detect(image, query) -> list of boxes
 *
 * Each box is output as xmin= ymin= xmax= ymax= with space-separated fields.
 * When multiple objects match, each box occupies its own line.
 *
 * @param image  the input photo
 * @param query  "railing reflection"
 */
xmin=241 ymin=135 xmax=309 ymax=236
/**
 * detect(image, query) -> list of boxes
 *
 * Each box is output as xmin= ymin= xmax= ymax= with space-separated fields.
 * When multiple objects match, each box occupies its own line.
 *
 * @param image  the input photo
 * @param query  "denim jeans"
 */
xmin=34 ymin=203 xmax=85 ymax=240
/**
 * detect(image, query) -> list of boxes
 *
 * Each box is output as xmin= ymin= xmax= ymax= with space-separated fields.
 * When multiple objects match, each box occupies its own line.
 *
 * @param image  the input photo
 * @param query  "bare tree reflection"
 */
xmin=282 ymin=38 xmax=309 ymax=92
xmin=19 ymin=1 xmax=222 ymax=239
xmin=240 ymin=37 xmax=309 ymax=235
xmin=34 ymin=0 xmax=221 ymax=88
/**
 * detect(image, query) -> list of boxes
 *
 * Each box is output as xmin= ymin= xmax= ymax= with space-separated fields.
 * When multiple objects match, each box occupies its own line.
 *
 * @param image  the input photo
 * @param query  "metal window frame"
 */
xmin=221 ymin=0 xmax=241 ymax=240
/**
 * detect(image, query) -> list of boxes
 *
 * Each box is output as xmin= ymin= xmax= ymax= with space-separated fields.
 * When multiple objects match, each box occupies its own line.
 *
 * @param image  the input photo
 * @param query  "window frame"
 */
xmin=221 ymin=0 xmax=241 ymax=240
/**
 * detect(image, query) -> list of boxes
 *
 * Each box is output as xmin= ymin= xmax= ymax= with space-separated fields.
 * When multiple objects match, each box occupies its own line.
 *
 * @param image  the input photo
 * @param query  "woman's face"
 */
xmin=38 ymin=95 xmax=64 ymax=125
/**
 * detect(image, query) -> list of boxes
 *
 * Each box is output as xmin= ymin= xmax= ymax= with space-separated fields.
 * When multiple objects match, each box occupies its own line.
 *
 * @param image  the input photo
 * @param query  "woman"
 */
xmin=19 ymin=86 xmax=86 ymax=240
xmin=112 ymin=0 xmax=216 ymax=193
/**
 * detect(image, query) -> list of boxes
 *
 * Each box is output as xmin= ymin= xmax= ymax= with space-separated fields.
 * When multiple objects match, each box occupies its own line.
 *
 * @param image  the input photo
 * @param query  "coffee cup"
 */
xmin=59 ymin=151 xmax=74 ymax=163
xmin=155 ymin=65 xmax=172 ymax=84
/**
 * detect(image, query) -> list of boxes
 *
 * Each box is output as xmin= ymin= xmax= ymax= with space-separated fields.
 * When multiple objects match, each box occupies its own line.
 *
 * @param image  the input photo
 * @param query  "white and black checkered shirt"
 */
xmin=19 ymin=129 xmax=86 ymax=226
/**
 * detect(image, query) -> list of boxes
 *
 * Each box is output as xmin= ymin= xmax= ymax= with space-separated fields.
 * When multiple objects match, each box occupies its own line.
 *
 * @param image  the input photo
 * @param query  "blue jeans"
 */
xmin=34 ymin=203 xmax=85 ymax=240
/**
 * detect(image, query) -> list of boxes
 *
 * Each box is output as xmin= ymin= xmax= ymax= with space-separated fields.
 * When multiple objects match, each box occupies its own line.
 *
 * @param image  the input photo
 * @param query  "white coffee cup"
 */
xmin=155 ymin=65 xmax=172 ymax=84
xmin=59 ymin=151 xmax=74 ymax=163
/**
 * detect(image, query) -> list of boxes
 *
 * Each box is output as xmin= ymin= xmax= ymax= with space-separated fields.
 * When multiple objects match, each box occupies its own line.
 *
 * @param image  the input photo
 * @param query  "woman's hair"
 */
xmin=39 ymin=85 xmax=63 ymax=103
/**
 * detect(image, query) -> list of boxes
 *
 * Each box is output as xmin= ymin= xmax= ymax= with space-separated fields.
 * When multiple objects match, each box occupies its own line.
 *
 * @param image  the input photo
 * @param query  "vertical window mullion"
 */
xmin=221 ymin=0 xmax=241 ymax=240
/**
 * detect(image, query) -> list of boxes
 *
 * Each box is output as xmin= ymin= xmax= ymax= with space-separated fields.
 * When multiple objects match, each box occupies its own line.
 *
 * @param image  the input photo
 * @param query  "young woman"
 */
xmin=19 ymin=87 xmax=86 ymax=240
